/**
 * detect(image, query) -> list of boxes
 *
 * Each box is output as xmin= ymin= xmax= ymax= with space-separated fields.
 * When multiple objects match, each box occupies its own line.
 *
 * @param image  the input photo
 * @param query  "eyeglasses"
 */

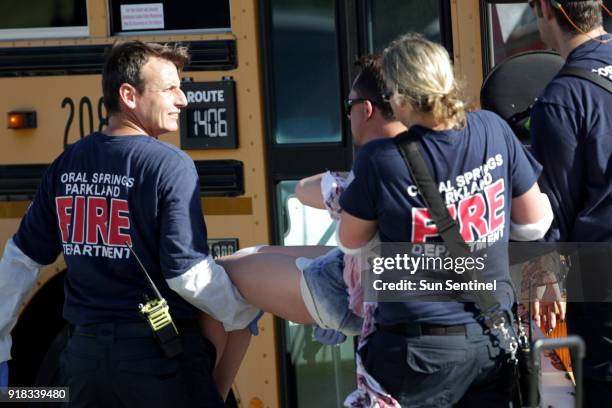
xmin=344 ymin=98 xmax=368 ymax=116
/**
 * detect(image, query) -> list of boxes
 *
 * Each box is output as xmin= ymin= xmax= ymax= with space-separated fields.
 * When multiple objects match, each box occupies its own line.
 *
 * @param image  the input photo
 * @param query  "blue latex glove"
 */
xmin=0 ymin=361 xmax=8 ymax=394
xmin=313 ymin=326 xmax=347 ymax=345
xmin=248 ymin=311 xmax=264 ymax=336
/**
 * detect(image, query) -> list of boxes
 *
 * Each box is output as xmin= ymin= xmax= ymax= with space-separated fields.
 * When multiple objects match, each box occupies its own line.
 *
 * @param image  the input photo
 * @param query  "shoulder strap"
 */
xmin=394 ymin=132 xmax=500 ymax=313
xmin=394 ymin=132 xmax=467 ymax=250
xmin=557 ymin=66 xmax=612 ymax=94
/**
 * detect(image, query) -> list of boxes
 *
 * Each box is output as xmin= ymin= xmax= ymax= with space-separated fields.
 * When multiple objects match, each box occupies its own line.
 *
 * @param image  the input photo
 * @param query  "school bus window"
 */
xmin=277 ymin=181 xmax=337 ymax=247
xmin=487 ymin=2 xmax=547 ymax=67
xmin=0 ymin=0 xmax=87 ymax=41
xmin=486 ymin=0 xmax=611 ymax=69
xmin=367 ymin=0 xmax=442 ymax=53
xmin=109 ymin=0 xmax=231 ymax=34
xmin=269 ymin=0 xmax=342 ymax=144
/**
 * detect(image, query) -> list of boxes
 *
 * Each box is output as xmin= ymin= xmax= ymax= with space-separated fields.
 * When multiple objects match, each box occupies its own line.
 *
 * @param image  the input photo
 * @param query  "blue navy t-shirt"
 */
xmin=340 ymin=110 xmax=541 ymax=326
xmin=531 ymin=35 xmax=612 ymax=242
xmin=13 ymin=132 xmax=208 ymax=324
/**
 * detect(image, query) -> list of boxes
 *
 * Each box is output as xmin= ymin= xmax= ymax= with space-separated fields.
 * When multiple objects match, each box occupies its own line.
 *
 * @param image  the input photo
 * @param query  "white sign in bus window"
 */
xmin=120 ymin=3 xmax=164 ymax=31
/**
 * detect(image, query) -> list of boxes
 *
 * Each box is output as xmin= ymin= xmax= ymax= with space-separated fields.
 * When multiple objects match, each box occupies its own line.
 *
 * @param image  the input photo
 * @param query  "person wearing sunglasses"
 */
xmin=298 ymin=55 xmax=406 ymax=208
xmin=199 ymin=55 xmax=406 ymax=405
xmin=293 ymin=55 xmax=406 ymax=335
xmin=337 ymin=33 xmax=552 ymax=407
xmin=528 ymin=1 xmax=612 ymax=406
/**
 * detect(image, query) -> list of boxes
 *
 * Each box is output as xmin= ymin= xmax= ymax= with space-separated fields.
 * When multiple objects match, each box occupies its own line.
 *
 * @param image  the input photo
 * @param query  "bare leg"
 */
xmin=217 ymin=252 xmax=317 ymax=324
xmin=258 ymin=245 xmax=332 ymax=258
xmin=197 ymin=246 xmax=334 ymax=400
xmin=214 ymin=329 xmax=251 ymax=399
xmin=199 ymin=314 xmax=227 ymax=367
xmin=199 ymin=314 xmax=252 ymax=400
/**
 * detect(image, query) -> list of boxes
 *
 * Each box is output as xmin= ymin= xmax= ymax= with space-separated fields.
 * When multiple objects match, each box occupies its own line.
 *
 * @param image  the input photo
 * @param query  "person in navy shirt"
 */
xmin=338 ymin=34 xmax=553 ymax=406
xmin=210 ymin=56 xmax=406 ymax=342
xmin=0 ymin=41 xmax=259 ymax=407
xmin=529 ymin=0 xmax=612 ymax=405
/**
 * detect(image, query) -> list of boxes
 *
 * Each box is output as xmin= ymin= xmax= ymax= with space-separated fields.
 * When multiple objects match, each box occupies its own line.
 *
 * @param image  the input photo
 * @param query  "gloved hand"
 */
xmin=248 ymin=311 xmax=264 ymax=336
xmin=0 ymin=361 xmax=8 ymax=394
xmin=313 ymin=326 xmax=347 ymax=345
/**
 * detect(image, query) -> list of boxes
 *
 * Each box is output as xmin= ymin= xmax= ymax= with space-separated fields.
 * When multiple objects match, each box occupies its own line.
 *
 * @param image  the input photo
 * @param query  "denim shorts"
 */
xmin=298 ymin=248 xmax=363 ymax=336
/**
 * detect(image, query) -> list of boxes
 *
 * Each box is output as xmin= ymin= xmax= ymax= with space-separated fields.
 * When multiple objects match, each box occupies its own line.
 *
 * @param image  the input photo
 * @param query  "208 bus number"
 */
xmin=62 ymin=96 xmax=108 ymax=149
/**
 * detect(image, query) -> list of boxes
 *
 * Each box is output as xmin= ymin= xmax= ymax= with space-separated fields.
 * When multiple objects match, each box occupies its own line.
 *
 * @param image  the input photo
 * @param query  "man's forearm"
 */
xmin=166 ymin=255 xmax=260 ymax=331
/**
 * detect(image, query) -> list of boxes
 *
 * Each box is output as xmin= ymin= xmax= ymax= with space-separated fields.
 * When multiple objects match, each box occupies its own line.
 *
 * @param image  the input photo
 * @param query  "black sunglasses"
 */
xmin=344 ymin=98 xmax=368 ymax=116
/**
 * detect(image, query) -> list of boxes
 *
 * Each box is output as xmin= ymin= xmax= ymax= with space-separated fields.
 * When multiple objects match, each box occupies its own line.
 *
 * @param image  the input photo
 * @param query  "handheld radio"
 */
xmin=125 ymin=242 xmax=183 ymax=358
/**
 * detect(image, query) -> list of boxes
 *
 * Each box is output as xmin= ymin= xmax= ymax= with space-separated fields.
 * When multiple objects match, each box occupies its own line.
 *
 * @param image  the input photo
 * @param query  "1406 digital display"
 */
xmin=191 ymin=108 xmax=228 ymax=138
xmin=180 ymin=80 xmax=237 ymax=149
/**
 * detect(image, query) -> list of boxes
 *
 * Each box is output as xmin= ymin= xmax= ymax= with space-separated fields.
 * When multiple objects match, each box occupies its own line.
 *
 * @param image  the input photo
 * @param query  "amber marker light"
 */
xmin=8 ymin=111 xmax=37 ymax=129
xmin=249 ymin=397 xmax=264 ymax=408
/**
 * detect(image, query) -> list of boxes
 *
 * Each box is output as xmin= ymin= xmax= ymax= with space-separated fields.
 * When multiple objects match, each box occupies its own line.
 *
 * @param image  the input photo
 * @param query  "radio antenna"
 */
xmin=125 ymin=241 xmax=163 ymax=299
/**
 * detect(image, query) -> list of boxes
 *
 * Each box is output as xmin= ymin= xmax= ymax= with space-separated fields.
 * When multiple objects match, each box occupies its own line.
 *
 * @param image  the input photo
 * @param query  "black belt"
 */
xmin=377 ymin=323 xmax=467 ymax=336
xmin=72 ymin=319 xmax=199 ymax=339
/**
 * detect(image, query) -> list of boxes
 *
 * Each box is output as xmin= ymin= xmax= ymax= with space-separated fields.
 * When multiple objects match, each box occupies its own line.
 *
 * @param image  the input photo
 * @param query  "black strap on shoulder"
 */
xmin=557 ymin=66 xmax=612 ymax=94
xmin=394 ymin=131 xmax=500 ymax=313
xmin=394 ymin=132 xmax=466 ymax=246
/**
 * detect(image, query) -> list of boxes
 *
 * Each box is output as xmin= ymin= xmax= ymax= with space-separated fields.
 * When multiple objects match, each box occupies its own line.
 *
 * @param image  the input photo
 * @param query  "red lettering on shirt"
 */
xmin=411 ymin=205 xmax=457 ymax=242
xmin=55 ymin=196 xmax=73 ymax=243
xmin=457 ymin=195 xmax=487 ymax=241
xmin=86 ymin=197 xmax=109 ymax=245
xmin=485 ymin=179 xmax=505 ymax=233
xmin=108 ymin=199 xmax=132 ymax=246
xmin=410 ymin=180 xmax=506 ymax=243
xmin=71 ymin=196 xmax=86 ymax=243
xmin=57 ymin=192 xmax=133 ymax=252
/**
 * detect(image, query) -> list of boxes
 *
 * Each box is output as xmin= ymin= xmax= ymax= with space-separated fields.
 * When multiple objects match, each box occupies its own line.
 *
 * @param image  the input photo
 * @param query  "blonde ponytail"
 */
xmin=382 ymin=33 xmax=466 ymax=129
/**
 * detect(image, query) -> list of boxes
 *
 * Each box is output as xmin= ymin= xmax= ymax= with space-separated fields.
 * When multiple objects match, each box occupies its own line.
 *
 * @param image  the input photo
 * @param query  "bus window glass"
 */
xmin=276 ymin=180 xmax=356 ymax=408
xmin=269 ymin=0 xmax=342 ymax=144
xmin=368 ymin=0 xmax=441 ymax=53
xmin=490 ymin=1 xmax=611 ymax=66
xmin=109 ymin=0 xmax=230 ymax=34
xmin=0 ymin=0 xmax=87 ymax=40
xmin=278 ymin=181 xmax=337 ymax=247
xmin=489 ymin=3 xmax=546 ymax=66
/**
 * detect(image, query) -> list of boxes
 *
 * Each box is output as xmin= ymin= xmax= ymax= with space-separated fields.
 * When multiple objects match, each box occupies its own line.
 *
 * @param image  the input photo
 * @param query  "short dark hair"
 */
xmin=536 ymin=0 xmax=603 ymax=33
xmin=102 ymin=40 xmax=190 ymax=114
xmin=352 ymin=55 xmax=395 ymax=120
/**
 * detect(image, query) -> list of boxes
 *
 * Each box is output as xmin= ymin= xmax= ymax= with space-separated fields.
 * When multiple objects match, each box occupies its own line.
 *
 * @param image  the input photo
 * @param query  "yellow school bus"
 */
xmin=3 ymin=0 xmax=608 ymax=407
